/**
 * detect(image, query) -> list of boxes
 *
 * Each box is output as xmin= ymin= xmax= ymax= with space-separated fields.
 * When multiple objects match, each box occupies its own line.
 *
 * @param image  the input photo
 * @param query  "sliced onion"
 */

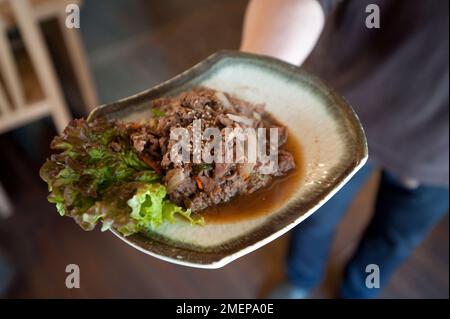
xmin=238 ymin=163 xmax=255 ymax=180
xmin=166 ymin=168 xmax=187 ymax=193
xmin=215 ymin=91 xmax=233 ymax=109
xmin=252 ymin=111 xmax=261 ymax=121
xmin=226 ymin=113 xmax=254 ymax=126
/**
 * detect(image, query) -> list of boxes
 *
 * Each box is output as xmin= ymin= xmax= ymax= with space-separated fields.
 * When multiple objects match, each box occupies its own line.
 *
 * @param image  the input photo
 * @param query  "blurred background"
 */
xmin=0 ymin=0 xmax=448 ymax=298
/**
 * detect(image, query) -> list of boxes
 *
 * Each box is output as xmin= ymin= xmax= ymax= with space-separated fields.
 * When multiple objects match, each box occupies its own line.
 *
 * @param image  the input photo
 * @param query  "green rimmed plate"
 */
xmin=88 ymin=51 xmax=368 ymax=269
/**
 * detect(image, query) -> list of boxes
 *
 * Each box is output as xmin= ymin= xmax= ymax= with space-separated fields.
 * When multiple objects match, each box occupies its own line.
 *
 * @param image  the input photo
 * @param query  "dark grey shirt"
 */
xmin=310 ymin=0 xmax=449 ymax=186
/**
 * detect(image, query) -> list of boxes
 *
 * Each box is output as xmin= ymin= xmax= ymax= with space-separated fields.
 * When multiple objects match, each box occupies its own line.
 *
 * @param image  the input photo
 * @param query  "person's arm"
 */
xmin=240 ymin=0 xmax=325 ymax=66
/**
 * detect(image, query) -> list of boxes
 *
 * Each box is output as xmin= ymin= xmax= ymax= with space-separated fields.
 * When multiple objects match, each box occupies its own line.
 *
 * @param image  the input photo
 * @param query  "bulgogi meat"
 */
xmin=127 ymin=87 xmax=295 ymax=212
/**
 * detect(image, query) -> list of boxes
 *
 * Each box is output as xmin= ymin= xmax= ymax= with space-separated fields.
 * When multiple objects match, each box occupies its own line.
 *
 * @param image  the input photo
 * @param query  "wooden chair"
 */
xmin=0 ymin=0 xmax=98 ymax=134
xmin=0 ymin=0 xmax=97 ymax=216
xmin=0 ymin=0 xmax=98 ymax=115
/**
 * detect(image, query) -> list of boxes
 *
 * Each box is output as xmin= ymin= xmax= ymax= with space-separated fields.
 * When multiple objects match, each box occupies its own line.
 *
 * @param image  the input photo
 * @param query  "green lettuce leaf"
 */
xmin=40 ymin=118 xmax=201 ymax=237
xmin=127 ymin=183 xmax=204 ymax=231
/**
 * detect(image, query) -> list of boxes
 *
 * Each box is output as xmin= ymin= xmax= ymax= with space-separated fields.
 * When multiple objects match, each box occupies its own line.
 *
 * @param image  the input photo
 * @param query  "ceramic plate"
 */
xmin=88 ymin=51 xmax=368 ymax=269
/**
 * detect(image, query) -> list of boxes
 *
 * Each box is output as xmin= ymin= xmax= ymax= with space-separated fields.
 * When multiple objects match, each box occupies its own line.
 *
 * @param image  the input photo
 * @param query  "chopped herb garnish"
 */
xmin=151 ymin=108 xmax=166 ymax=117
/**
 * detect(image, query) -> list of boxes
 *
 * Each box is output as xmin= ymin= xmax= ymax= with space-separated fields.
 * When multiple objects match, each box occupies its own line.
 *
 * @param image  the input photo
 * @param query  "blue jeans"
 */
xmin=286 ymin=164 xmax=449 ymax=298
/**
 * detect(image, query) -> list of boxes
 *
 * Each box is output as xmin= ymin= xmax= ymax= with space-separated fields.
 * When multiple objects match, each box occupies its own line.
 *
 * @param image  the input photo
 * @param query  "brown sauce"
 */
xmin=203 ymin=132 xmax=303 ymax=223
